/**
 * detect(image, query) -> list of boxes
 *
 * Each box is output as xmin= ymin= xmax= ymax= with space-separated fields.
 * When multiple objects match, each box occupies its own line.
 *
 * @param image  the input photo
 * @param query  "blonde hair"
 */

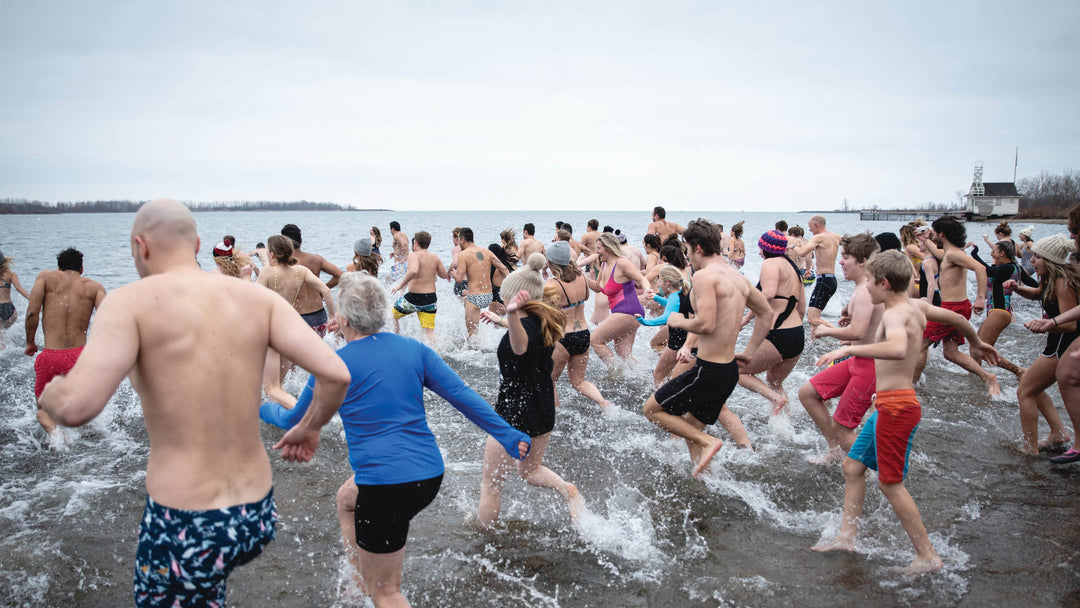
xmin=0 ymin=257 xmax=11 ymax=274
xmin=1037 ymin=256 xmax=1080 ymax=312
xmin=519 ymin=300 xmax=566 ymax=347
xmin=352 ymin=252 xmax=382 ymax=277
xmin=548 ymin=260 xmax=581 ymax=282
xmin=596 ymin=233 xmax=624 ymax=257
xmin=865 ymin=250 xmax=913 ymax=293
xmin=657 ymin=265 xmax=689 ymax=297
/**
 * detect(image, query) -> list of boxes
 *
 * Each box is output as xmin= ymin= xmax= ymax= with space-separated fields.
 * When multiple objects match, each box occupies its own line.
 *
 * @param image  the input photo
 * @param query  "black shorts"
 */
xmin=808 ymin=275 xmax=838 ymax=310
xmin=559 ymin=329 xmax=591 ymax=356
xmin=667 ymin=327 xmax=688 ymax=351
xmin=453 ymin=280 xmax=468 ymax=297
xmin=654 ymin=358 xmax=739 ymax=426
xmin=766 ymin=326 xmax=805 ymax=360
xmin=354 ymin=475 xmax=443 ymax=554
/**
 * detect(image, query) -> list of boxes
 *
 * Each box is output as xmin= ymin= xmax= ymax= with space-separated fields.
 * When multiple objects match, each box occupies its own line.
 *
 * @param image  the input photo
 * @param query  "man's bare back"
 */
xmin=396 ymin=249 xmax=447 ymax=294
xmin=519 ymin=236 xmax=545 ymax=262
xmin=26 ymin=269 xmax=105 ymax=352
xmin=458 ymin=245 xmax=496 ymax=294
xmin=802 ymin=230 xmax=841 ymax=274
xmin=292 ymin=250 xmax=342 ymax=315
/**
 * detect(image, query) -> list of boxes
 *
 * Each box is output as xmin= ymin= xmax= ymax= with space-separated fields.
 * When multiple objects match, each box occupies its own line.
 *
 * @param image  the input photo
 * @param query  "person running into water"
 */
xmin=487 ymin=243 xmax=514 ymax=315
xmin=584 ymin=233 xmax=648 ymax=364
xmin=786 ymin=225 xmax=815 ymax=284
xmin=812 ymin=250 xmax=999 ymax=574
xmin=543 ymin=241 xmax=611 ymax=410
xmin=1005 ymin=234 xmax=1078 ymax=455
xmin=24 ymin=247 xmax=106 ymax=439
xmin=637 ymin=265 xmax=694 ymax=387
xmin=727 ymin=221 xmax=746 ymax=269
xmin=257 ymin=235 xmax=337 ymax=331
xmin=794 ymin=214 xmax=842 ymax=327
xmin=448 ymin=227 xmax=468 ymax=299
xmin=38 ymin=199 xmax=351 ymax=608
xmin=390 ymin=231 xmax=447 ymax=346
xmin=280 ymin=224 xmax=343 ymax=336
xmin=1018 ymin=225 xmax=1036 ymax=274
xmin=647 ymin=205 xmax=685 ymax=242
xmin=736 ymin=230 xmax=807 ymax=416
xmin=454 ymin=228 xmax=509 ymax=340
xmin=798 ymin=233 xmax=884 ymax=463
xmin=478 ymin=255 xmax=585 ymax=527
xmin=265 ymin=272 xmax=530 ymax=608
xmin=517 ymin=223 xmax=546 ymax=265
xmin=969 ymin=238 xmax=1036 ymax=377
xmin=388 ymin=221 xmax=410 ymax=284
xmin=643 ymin=219 xmax=773 ymax=477
xmin=347 ymin=237 xmax=382 ymax=277
xmin=913 ymin=216 xmax=1000 ymax=396
xmin=0 ymin=247 xmax=31 ymax=349
xmin=500 ymin=228 xmax=520 ymax=267
xmin=369 ymin=226 xmax=383 ymax=255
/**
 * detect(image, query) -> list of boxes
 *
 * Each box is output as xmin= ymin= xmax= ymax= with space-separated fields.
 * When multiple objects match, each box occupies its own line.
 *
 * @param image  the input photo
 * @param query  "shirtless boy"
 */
xmin=647 ymin=206 xmax=685 ymax=242
xmin=390 ymin=230 xmax=448 ymax=345
xmin=25 ymin=247 xmax=106 ymax=437
xmin=812 ymin=250 xmax=999 ymax=574
xmin=454 ymin=227 xmax=509 ymax=339
xmin=518 ymin=223 xmax=546 ymax=264
xmin=795 ymin=215 xmax=842 ymax=326
xmin=913 ymin=216 xmax=1000 ymax=396
xmin=281 ymin=224 xmax=343 ymax=336
xmin=642 ymin=219 xmax=773 ymax=477
xmin=798 ymin=233 xmax=883 ymax=464
xmin=39 ymin=200 xmax=350 ymax=607
xmin=579 ymin=219 xmax=600 ymax=259
xmin=389 ymin=221 xmax=410 ymax=283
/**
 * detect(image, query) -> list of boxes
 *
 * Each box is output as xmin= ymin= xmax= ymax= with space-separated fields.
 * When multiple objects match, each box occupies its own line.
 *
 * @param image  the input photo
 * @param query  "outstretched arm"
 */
xmin=10 ymin=272 xmax=30 ymax=300
xmin=321 ymin=258 xmax=344 ymax=289
xmin=24 ymin=273 xmax=45 ymax=355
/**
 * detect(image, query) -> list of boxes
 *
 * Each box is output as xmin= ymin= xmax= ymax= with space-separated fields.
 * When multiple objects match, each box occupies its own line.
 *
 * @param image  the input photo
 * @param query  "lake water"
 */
xmin=2 ymin=209 xmax=1079 ymax=607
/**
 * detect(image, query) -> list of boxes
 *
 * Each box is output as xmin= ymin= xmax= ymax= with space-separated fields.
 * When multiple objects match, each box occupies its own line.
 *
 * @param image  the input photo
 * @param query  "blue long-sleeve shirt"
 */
xmin=260 ymin=333 xmax=530 ymax=485
xmin=636 ymin=292 xmax=681 ymax=326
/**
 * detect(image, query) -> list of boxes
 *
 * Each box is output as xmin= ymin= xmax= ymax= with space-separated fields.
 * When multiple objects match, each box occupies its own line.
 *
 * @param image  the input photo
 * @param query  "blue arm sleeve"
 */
xmin=258 ymin=375 xmax=314 ymax=430
xmin=652 ymin=294 xmax=668 ymax=306
xmin=637 ymin=292 xmax=681 ymax=326
xmin=420 ymin=345 xmax=531 ymax=459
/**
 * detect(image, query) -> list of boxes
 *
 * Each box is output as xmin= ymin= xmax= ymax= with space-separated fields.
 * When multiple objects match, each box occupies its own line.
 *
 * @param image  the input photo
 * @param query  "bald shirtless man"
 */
xmin=795 ymin=215 xmax=843 ymax=326
xmin=39 ymin=200 xmax=350 ymax=607
xmin=518 ymin=223 xmax=546 ymax=264
xmin=647 ymin=206 xmax=685 ymax=242
xmin=390 ymin=230 xmax=448 ymax=345
xmin=642 ymin=218 xmax=773 ymax=477
xmin=24 ymin=247 xmax=106 ymax=438
xmin=454 ymin=227 xmax=508 ymax=339
xmin=280 ymin=223 xmax=343 ymax=336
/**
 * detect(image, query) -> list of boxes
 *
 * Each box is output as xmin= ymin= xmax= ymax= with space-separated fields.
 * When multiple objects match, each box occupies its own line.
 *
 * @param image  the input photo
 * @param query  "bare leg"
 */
xmin=262 ymin=349 xmax=297 ymax=408
xmin=942 ymin=340 xmax=1001 ymax=396
xmin=464 ymin=300 xmax=481 ymax=338
xmin=764 ymin=357 xmax=800 ymax=416
xmin=336 ymin=479 xmax=366 ymax=594
xmin=807 ymin=307 xmax=824 ymax=328
xmin=1056 ymin=339 xmax=1080 ymax=452
xmin=811 ymin=456 xmax=866 ymax=552
xmin=643 ymin=396 xmax=723 ymax=477
xmin=1017 ymin=356 xmax=1059 ymax=454
xmin=653 ymin=348 xmax=678 ymax=387
xmin=977 ymin=310 xmax=1023 ymax=376
xmin=36 ymin=407 xmax=58 ymax=435
xmin=514 ymin=434 xmax=584 ymax=521
xmin=478 ymin=437 xmax=514 ymax=528
xmin=357 ymin=548 xmax=410 ymax=608
xmin=737 ymin=341 xmax=787 ymax=414
xmin=649 ymin=325 xmax=669 ymax=353
xmin=714 ymin=408 xmax=752 ymax=450
xmin=590 ymin=314 xmax=639 ymax=364
xmin=799 ymin=382 xmax=844 ymax=463
xmin=567 ymin=353 xmax=610 ymax=409
xmin=878 ymin=481 xmax=942 ymax=574
xmin=914 ymin=338 xmax=932 ymax=383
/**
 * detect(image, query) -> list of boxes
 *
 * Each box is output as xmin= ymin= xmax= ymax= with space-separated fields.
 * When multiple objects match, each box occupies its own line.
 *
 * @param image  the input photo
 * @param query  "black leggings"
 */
xmin=354 ymin=474 xmax=443 ymax=554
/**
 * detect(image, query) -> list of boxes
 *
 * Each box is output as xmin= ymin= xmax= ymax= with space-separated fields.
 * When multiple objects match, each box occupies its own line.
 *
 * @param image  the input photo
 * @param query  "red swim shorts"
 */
xmin=34 ymin=346 xmax=84 ymax=398
xmin=923 ymin=299 xmax=972 ymax=345
xmin=871 ymin=388 xmax=922 ymax=484
xmin=809 ymin=355 xmax=877 ymax=429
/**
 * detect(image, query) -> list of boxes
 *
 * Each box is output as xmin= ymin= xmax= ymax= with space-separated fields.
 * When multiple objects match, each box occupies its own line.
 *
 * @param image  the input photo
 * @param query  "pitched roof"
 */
xmin=976 ymin=182 xmax=1019 ymax=197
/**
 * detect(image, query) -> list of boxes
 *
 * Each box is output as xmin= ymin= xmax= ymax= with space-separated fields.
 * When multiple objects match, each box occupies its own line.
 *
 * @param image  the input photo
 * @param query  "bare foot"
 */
xmin=985 ymin=375 xmax=1002 ymax=397
xmin=1039 ymin=434 xmax=1072 ymax=451
xmin=770 ymin=392 xmax=789 ymax=417
xmin=808 ymin=447 xmax=844 ymax=465
xmin=563 ymin=483 xmax=585 ymax=521
xmin=900 ymin=555 xmax=943 ymax=575
xmin=692 ymin=439 xmax=724 ymax=478
xmin=737 ymin=441 xmax=754 ymax=452
xmin=810 ymin=535 xmax=856 ymax=553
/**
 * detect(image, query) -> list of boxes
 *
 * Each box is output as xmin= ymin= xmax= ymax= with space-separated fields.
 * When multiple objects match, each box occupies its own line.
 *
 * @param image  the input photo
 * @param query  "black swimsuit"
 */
xmin=1042 ymin=297 xmax=1080 ymax=358
xmin=757 ymin=257 xmax=805 ymax=360
xmin=555 ymin=279 xmax=591 ymax=356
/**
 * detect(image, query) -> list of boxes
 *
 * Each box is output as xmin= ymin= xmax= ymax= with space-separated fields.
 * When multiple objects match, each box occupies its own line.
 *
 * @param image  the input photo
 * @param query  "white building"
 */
xmin=964 ymin=162 xmax=1019 ymax=218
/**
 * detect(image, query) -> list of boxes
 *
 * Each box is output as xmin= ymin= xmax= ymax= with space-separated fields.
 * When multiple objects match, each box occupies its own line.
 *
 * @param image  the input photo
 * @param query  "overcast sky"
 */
xmin=1 ymin=1 xmax=1077 ymax=212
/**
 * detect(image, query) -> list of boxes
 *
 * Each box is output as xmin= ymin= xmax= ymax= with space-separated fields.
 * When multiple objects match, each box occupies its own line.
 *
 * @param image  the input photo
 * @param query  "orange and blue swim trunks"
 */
xmin=846 ymin=388 xmax=921 ymax=484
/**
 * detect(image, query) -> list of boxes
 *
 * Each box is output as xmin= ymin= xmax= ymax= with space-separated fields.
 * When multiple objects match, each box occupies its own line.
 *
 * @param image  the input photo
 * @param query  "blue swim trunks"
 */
xmin=134 ymin=489 xmax=277 ymax=608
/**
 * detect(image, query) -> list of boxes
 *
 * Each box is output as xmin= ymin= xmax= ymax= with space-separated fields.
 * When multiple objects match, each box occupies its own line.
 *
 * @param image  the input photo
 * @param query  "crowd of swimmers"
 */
xmin=4 ymin=200 xmax=1080 ymax=605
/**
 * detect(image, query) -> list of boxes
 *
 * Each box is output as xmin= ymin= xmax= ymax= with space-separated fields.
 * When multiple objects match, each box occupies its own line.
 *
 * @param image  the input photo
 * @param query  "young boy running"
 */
xmin=799 ymin=233 xmax=884 ymax=464
xmin=811 ymin=250 xmax=999 ymax=574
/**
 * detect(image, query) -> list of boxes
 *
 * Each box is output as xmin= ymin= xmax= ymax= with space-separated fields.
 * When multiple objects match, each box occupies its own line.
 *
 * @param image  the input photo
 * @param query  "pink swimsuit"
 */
xmin=602 ymin=263 xmax=645 ymax=316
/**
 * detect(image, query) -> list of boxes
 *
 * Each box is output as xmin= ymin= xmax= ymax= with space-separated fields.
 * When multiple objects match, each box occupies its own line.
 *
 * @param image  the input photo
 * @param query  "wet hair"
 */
xmin=730 ymin=221 xmax=745 ymax=240
xmin=775 ymin=220 xmax=788 ymax=233
xmin=931 ymin=216 xmax=966 ymax=247
xmin=865 ymin=250 xmax=913 ymax=293
xmin=659 ymin=245 xmax=688 ymax=269
xmin=596 ymin=233 xmax=624 ymax=257
xmin=389 ymin=221 xmax=401 ymax=232
xmin=787 ymin=225 xmax=804 ymax=238
xmin=588 ymin=219 xmax=599 ymax=230
xmin=337 ymin=272 xmax=387 ymax=335
xmin=267 ymin=235 xmax=297 ymax=266
xmin=352 ymin=251 xmax=381 ymax=276
xmin=459 ymin=227 xmax=474 ymax=243
xmin=683 ymin=218 xmax=723 ymax=256
xmin=653 ymin=205 xmax=666 ymax=219
xmin=413 ymin=231 xmax=431 ymax=249
xmin=57 ymin=247 xmax=83 ymax=272
xmin=658 ymin=265 xmax=690 ymax=297
xmin=643 ymin=234 xmax=662 ymax=252
xmin=995 ymin=221 xmax=1012 ymax=238
xmin=548 ymin=258 xmax=582 ymax=282
xmin=281 ymin=224 xmax=302 ymax=247
xmin=840 ymin=232 xmax=880 ymax=264
xmin=370 ymin=226 xmax=383 ymax=247
xmin=489 ymin=243 xmax=516 ymax=269
xmin=523 ymin=223 xmax=535 ymax=237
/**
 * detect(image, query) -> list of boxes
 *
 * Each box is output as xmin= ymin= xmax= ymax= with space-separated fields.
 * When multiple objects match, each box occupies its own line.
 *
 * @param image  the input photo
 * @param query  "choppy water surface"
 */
xmin=3 ymin=210 xmax=1080 ymax=607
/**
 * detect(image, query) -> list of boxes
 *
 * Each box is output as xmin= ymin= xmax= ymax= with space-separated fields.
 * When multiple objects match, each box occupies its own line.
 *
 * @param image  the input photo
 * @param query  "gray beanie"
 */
xmin=501 ymin=253 xmax=546 ymax=301
xmin=354 ymin=237 xmax=372 ymax=257
xmin=546 ymin=241 xmax=572 ymax=266
xmin=1031 ymin=233 xmax=1076 ymax=266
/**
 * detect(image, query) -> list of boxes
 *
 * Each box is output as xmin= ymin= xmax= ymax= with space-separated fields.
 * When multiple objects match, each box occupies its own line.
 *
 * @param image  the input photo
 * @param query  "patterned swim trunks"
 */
xmin=393 ymin=292 xmax=438 ymax=329
xmin=133 ymin=489 xmax=277 ymax=607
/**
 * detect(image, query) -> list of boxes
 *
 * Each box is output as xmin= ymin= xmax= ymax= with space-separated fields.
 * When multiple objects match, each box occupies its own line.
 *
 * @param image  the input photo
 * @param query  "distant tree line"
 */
xmin=1017 ymin=169 xmax=1080 ymax=218
xmin=0 ymin=199 xmax=355 ymax=215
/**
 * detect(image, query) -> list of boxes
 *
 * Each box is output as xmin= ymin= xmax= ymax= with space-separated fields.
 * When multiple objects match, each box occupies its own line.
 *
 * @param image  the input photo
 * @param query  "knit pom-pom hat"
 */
xmin=501 ymin=253 xmax=547 ymax=301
